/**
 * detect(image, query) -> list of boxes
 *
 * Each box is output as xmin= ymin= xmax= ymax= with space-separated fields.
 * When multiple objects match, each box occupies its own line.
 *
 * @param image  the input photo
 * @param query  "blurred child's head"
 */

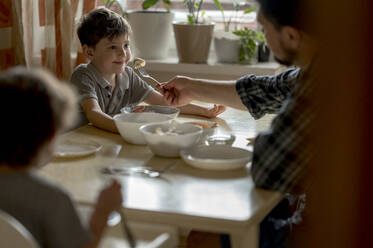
xmin=77 ymin=8 xmax=132 ymax=77
xmin=0 ymin=67 xmax=77 ymax=168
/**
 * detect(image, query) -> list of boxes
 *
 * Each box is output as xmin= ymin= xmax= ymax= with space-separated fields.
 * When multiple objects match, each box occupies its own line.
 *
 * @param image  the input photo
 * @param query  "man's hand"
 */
xmin=132 ymin=105 xmax=145 ymax=113
xmin=156 ymin=76 xmax=195 ymax=107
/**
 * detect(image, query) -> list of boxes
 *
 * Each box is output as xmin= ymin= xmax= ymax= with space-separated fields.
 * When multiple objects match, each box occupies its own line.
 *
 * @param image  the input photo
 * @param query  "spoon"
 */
xmin=101 ymin=162 xmax=177 ymax=178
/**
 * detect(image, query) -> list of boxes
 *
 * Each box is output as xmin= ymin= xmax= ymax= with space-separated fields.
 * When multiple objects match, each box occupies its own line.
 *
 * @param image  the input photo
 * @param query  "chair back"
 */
xmin=0 ymin=209 xmax=40 ymax=248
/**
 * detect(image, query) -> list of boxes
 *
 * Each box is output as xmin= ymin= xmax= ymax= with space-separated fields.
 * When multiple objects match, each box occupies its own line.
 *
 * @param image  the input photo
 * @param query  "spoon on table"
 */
xmin=101 ymin=161 xmax=177 ymax=178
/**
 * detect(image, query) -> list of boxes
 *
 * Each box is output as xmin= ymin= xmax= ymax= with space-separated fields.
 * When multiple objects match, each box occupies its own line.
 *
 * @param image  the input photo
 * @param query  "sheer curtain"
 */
xmin=0 ymin=0 xmax=97 ymax=80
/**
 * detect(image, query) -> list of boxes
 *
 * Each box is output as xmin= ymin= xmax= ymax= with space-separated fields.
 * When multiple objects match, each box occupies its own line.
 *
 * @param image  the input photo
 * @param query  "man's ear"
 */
xmin=280 ymin=26 xmax=302 ymax=51
xmin=82 ymin=44 xmax=95 ymax=60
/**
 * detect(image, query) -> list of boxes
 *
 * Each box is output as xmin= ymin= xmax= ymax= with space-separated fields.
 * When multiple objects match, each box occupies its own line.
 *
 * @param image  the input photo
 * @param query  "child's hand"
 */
xmin=89 ymin=180 xmax=123 ymax=244
xmin=96 ymin=180 xmax=122 ymax=215
xmin=203 ymin=104 xmax=226 ymax=118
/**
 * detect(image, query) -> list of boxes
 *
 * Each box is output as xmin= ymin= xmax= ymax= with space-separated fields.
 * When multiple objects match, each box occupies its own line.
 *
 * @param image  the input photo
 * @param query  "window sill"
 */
xmin=145 ymin=51 xmax=286 ymax=81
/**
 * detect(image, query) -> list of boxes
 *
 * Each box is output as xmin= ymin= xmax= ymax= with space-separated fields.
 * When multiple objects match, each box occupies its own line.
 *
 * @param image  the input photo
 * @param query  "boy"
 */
xmin=71 ymin=7 xmax=226 ymax=133
xmin=0 ymin=67 xmax=123 ymax=248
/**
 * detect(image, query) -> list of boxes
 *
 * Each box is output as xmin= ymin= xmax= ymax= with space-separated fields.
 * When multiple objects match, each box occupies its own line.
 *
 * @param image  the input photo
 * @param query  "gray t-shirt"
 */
xmin=0 ymin=171 xmax=91 ymax=248
xmin=71 ymin=63 xmax=154 ymax=126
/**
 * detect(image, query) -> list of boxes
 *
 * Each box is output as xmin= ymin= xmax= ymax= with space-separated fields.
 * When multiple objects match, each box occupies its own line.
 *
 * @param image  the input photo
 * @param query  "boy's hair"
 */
xmin=77 ymin=7 xmax=131 ymax=47
xmin=257 ymin=0 xmax=304 ymax=31
xmin=0 ymin=67 xmax=77 ymax=167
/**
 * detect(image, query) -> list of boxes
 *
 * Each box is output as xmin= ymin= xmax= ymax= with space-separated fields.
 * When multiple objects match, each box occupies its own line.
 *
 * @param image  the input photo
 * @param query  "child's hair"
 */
xmin=77 ymin=7 xmax=131 ymax=47
xmin=0 ymin=67 xmax=77 ymax=168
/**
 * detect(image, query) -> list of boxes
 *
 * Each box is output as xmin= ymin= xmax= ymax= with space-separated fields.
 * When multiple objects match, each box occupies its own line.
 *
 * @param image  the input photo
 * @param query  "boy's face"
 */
xmin=87 ymin=34 xmax=131 ymax=78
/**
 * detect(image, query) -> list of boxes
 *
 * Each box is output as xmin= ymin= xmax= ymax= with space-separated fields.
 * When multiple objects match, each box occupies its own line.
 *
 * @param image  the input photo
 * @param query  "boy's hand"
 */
xmin=156 ymin=76 xmax=195 ymax=107
xmin=96 ymin=180 xmax=122 ymax=215
xmin=203 ymin=104 xmax=226 ymax=118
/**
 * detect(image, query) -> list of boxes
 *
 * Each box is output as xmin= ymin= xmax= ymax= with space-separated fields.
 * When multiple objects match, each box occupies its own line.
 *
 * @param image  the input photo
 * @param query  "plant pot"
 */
xmin=258 ymin=43 xmax=271 ymax=62
xmin=173 ymin=22 xmax=214 ymax=64
xmin=125 ymin=10 xmax=174 ymax=60
xmin=214 ymin=31 xmax=240 ymax=63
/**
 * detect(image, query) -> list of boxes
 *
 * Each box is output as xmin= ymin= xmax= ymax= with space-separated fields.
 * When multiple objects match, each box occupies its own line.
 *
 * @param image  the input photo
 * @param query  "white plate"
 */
xmin=54 ymin=141 xmax=102 ymax=158
xmin=180 ymin=145 xmax=252 ymax=170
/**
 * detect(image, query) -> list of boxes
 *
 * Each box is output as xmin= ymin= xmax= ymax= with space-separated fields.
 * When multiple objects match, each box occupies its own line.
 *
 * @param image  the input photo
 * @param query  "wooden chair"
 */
xmin=0 ymin=210 xmax=39 ymax=248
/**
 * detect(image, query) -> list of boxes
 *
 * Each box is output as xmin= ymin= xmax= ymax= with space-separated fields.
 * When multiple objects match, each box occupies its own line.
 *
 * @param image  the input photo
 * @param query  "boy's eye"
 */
xmin=110 ymin=46 xmax=116 ymax=50
xmin=124 ymin=44 xmax=129 ymax=49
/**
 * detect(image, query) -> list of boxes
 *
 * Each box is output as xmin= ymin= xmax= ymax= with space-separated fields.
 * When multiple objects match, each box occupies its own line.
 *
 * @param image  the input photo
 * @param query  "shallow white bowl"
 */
xmin=140 ymin=122 xmax=203 ymax=157
xmin=121 ymin=105 xmax=180 ymax=119
xmin=114 ymin=113 xmax=173 ymax=145
xmin=180 ymin=145 xmax=252 ymax=170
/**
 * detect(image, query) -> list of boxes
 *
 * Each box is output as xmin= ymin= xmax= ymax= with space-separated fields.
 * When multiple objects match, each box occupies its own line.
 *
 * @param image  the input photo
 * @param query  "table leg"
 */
xmin=230 ymin=225 xmax=259 ymax=248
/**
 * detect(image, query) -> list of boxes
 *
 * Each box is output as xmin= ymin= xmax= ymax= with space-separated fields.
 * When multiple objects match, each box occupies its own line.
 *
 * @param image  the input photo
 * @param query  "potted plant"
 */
xmin=212 ymin=0 xmax=259 ymax=63
xmin=232 ymin=27 xmax=265 ymax=64
xmin=173 ymin=0 xmax=215 ymax=64
xmin=104 ymin=0 xmax=175 ymax=60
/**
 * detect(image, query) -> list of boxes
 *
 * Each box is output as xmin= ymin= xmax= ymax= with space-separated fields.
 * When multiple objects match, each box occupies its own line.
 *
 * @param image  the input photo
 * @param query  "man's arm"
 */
xmin=236 ymin=68 xmax=301 ymax=119
xmin=81 ymin=98 xmax=118 ymax=133
xmin=159 ymin=68 xmax=301 ymax=118
xmin=251 ymin=73 xmax=313 ymax=193
xmin=144 ymin=90 xmax=226 ymax=118
xmin=159 ymin=76 xmax=247 ymax=110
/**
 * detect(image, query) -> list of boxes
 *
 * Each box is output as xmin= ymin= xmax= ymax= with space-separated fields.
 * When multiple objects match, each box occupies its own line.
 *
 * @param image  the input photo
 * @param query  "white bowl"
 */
xmin=120 ymin=105 xmax=180 ymax=119
xmin=180 ymin=145 xmax=252 ymax=170
xmin=114 ymin=113 xmax=173 ymax=145
xmin=139 ymin=122 xmax=203 ymax=157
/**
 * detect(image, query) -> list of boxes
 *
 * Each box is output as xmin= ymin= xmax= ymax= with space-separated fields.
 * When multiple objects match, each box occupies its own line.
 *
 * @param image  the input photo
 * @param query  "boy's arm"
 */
xmin=81 ymin=98 xmax=118 ymax=133
xmin=82 ymin=181 xmax=123 ymax=248
xmin=144 ymin=91 xmax=226 ymax=118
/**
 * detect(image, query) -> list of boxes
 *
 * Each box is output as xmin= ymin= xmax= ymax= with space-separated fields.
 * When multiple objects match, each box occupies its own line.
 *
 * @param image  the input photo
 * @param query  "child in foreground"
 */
xmin=71 ymin=7 xmax=226 ymax=133
xmin=0 ymin=67 xmax=122 ymax=248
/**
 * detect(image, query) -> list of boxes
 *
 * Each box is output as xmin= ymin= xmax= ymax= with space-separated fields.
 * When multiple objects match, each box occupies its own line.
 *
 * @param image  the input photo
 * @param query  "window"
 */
xmin=125 ymin=0 xmax=258 ymax=31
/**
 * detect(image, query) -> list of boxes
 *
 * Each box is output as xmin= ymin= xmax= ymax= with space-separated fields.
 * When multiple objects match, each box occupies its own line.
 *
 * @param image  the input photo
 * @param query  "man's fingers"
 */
xmin=132 ymin=106 xmax=145 ymax=112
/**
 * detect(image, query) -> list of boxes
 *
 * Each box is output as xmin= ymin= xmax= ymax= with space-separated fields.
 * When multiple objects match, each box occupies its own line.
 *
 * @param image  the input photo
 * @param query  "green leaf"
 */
xmin=213 ymin=0 xmax=223 ymax=11
xmin=142 ymin=0 xmax=159 ymax=9
xmin=187 ymin=15 xmax=195 ymax=24
xmin=244 ymin=7 xmax=256 ymax=14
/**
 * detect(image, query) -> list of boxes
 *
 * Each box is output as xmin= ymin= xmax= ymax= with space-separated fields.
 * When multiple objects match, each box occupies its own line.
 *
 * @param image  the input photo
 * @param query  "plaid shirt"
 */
xmin=236 ymin=67 xmax=315 ymax=193
xmin=236 ymin=68 xmax=301 ymax=119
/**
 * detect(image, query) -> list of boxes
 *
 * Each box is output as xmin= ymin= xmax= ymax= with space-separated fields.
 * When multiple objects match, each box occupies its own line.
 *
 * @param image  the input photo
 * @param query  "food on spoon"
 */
xmin=186 ymin=121 xmax=217 ymax=129
xmin=133 ymin=57 xmax=146 ymax=69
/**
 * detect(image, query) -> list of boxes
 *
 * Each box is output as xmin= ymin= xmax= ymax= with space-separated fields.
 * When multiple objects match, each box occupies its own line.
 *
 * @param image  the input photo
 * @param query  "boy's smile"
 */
xmin=87 ymin=34 xmax=131 ymax=84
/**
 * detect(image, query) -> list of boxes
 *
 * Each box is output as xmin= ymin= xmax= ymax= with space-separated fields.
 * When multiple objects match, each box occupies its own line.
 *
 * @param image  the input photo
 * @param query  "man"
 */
xmin=158 ymin=0 xmax=316 ymax=246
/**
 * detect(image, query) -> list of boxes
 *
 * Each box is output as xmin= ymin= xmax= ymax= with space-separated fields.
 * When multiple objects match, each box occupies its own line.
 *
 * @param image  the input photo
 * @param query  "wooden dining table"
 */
xmin=37 ymin=106 xmax=282 ymax=248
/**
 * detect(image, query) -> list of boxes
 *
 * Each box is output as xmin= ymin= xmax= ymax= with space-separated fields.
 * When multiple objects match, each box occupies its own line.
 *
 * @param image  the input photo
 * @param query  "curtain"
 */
xmin=0 ymin=0 xmax=97 ymax=80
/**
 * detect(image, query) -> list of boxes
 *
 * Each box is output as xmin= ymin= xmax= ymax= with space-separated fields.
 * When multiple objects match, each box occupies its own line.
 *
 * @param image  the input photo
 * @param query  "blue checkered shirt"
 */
xmin=236 ymin=68 xmax=314 ymax=193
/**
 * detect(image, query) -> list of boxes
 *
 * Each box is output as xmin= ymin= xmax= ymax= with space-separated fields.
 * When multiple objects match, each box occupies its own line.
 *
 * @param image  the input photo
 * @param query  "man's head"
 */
xmin=0 ymin=67 xmax=76 ymax=168
xmin=256 ymin=0 xmax=308 ymax=66
xmin=77 ymin=8 xmax=132 ymax=76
